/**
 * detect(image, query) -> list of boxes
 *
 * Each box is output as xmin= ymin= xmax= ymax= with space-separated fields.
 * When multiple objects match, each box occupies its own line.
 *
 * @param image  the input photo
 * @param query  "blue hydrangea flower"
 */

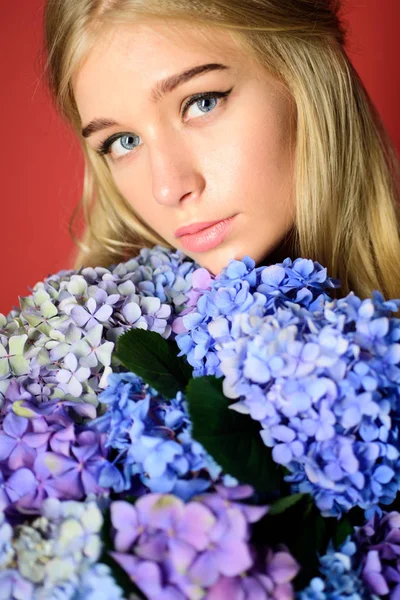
xmin=172 ymin=254 xmax=400 ymax=517
xmin=92 ymin=372 xmax=233 ymax=500
xmin=298 ymin=539 xmax=373 ymax=599
xmin=173 ymin=256 xmax=340 ymax=378
xmin=216 ymin=292 xmax=400 ymax=516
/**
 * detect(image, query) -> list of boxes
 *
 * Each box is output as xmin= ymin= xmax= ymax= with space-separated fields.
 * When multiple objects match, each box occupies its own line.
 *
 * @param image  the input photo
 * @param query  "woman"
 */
xmin=43 ymin=0 xmax=400 ymax=301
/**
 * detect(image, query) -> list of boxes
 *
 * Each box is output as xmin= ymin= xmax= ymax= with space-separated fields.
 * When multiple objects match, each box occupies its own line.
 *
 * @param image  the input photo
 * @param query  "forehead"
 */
xmin=73 ymin=20 xmax=252 ymax=118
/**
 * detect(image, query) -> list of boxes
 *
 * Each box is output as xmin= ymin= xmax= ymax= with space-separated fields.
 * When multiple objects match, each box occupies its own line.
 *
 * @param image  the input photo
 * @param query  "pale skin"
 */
xmin=73 ymin=20 xmax=297 ymax=275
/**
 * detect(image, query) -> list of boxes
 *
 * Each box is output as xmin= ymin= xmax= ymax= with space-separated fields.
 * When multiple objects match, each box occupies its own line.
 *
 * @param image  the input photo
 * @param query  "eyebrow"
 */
xmin=81 ymin=62 xmax=230 ymax=138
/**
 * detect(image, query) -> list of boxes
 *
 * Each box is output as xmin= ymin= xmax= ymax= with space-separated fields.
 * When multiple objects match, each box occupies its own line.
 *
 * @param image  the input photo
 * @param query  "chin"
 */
xmin=192 ymin=243 xmax=247 ymax=276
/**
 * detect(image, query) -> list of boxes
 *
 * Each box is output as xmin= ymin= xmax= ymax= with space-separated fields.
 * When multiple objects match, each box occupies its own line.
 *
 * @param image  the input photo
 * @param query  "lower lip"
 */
xmin=178 ymin=215 xmax=237 ymax=252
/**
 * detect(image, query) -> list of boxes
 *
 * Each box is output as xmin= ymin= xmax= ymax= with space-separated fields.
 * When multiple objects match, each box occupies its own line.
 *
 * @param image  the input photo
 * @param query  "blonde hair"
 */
xmin=42 ymin=0 xmax=400 ymax=302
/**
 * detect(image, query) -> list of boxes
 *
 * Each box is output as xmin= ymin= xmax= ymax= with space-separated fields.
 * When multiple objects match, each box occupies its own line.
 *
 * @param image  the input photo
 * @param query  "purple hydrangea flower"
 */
xmin=0 ymin=412 xmax=50 ymax=470
xmin=0 ymin=406 xmax=114 ymax=514
xmin=109 ymin=487 xmax=272 ymax=599
xmin=0 ymin=468 xmax=36 ymax=512
xmin=353 ymin=510 xmax=400 ymax=598
xmin=207 ymin=548 xmax=300 ymax=599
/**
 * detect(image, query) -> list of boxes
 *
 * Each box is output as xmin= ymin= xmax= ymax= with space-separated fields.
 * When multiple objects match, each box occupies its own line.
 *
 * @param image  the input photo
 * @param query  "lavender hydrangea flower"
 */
xmin=0 ymin=569 xmax=34 ymax=599
xmin=109 ymin=486 xmax=273 ymax=599
xmin=92 ymin=372 xmax=233 ymax=500
xmin=0 ymin=245 xmax=198 ymax=414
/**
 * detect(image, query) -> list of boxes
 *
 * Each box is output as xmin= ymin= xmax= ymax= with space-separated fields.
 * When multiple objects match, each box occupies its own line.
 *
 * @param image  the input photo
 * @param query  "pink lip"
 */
xmin=175 ymin=219 xmax=229 ymax=238
xmin=177 ymin=215 xmax=237 ymax=253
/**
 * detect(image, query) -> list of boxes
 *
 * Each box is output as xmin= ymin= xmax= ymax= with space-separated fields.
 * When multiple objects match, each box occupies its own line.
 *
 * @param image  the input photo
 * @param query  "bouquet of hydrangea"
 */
xmin=2 ymin=243 xmax=400 ymax=599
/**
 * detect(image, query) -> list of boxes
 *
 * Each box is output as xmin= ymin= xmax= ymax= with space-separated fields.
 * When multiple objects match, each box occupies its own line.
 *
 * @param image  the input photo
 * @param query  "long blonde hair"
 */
xmin=42 ymin=0 xmax=400 ymax=301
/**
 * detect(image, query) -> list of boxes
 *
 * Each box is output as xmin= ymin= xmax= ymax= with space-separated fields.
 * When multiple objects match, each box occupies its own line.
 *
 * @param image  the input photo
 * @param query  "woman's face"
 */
xmin=74 ymin=20 xmax=297 ymax=274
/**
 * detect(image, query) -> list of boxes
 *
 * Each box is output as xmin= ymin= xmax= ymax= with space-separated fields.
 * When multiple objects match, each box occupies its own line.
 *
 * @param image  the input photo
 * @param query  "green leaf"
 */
xmin=332 ymin=516 xmax=354 ymax=549
xmin=251 ymin=494 xmax=312 ymax=547
xmin=252 ymin=497 xmax=335 ymax=591
xmin=186 ymin=375 xmax=282 ymax=494
xmin=268 ymin=493 xmax=306 ymax=515
xmin=114 ymin=328 xmax=192 ymax=398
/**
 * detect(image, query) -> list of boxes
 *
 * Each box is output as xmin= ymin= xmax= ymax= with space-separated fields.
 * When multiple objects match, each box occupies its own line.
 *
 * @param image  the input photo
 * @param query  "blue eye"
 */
xmin=116 ymin=134 xmax=139 ymax=154
xmin=95 ymin=88 xmax=233 ymax=160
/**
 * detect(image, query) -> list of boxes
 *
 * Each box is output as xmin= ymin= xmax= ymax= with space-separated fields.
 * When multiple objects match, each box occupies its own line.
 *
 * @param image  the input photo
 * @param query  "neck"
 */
xmin=257 ymin=229 xmax=298 ymax=267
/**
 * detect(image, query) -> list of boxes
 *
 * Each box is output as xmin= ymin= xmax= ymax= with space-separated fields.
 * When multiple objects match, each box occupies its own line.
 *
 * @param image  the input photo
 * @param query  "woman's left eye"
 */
xmin=181 ymin=88 xmax=233 ymax=119
xmin=96 ymin=88 xmax=233 ymax=161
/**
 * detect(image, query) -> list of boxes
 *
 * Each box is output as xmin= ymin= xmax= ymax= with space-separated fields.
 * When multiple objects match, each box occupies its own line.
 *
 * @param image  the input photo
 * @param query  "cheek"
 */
xmin=240 ymin=113 xmax=293 ymax=207
xmin=113 ymin=168 xmax=157 ymax=224
xmin=210 ymin=94 xmax=295 ymax=219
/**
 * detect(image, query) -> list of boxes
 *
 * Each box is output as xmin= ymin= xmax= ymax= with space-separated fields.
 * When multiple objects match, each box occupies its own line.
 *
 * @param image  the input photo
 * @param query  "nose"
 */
xmin=149 ymin=129 xmax=205 ymax=207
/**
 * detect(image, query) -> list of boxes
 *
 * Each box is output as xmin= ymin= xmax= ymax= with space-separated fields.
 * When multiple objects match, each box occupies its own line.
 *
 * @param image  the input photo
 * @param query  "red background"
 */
xmin=1 ymin=0 xmax=399 ymax=315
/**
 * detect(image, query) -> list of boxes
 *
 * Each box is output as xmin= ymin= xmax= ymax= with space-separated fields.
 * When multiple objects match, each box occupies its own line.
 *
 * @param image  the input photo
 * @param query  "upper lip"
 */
xmin=175 ymin=217 xmax=233 ymax=238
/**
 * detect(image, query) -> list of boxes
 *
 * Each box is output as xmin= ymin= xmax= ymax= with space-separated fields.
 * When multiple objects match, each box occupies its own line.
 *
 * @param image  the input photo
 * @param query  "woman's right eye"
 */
xmin=96 ymin=133 xmax=140 ymax=160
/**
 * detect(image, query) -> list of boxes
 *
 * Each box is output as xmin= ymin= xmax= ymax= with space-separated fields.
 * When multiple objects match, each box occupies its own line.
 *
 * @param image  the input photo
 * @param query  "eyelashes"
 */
xmin=95 ymin=87 xmax=233 ymax=160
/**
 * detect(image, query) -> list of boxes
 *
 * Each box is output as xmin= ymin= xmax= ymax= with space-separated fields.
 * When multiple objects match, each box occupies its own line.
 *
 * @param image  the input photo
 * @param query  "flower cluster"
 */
xmin=228 ymin=293 xmax=400 ymax=517
xmin=0 ymin=245 xmax=199 ymax=520
xmin=172 ymin=256 xmax=340 ymax=378
xmin=91 ymin=371 xmax=236 ymax=501
xmin=110 ymin=485 xmax=300 ymax=599
xmin=298 ymin=539 xmax=372 ymax=599
xmin=299 ymin=509 xmax=400 ymax=599
xmin=0 ymin=245 xmax=197 ymax=411
xmin=353 ymin=510 xmax=400 ymax=598
xmin=3 ymin=245 xmax=400 ymax=598
xmin=172 ymin=257 xmax=400 ymax=517
xmin=0 ymin=394 xmax=114 ymax=515
xmin=0 ymin=497 xmax=124 ymax=600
